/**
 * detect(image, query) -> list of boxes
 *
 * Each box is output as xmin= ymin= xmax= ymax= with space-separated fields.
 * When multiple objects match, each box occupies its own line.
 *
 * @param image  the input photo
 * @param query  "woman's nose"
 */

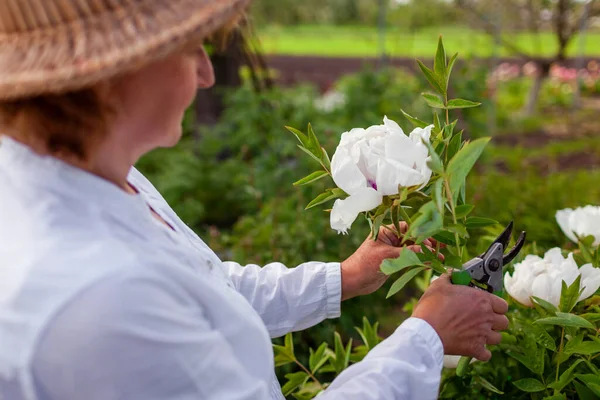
xmin=197 ymin=47 xmax=215 ymax=89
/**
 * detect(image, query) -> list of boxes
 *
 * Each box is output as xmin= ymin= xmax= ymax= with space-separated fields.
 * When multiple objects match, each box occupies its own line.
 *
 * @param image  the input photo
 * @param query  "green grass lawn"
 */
xmin=257 ymin=25 xmax=600 ymax=57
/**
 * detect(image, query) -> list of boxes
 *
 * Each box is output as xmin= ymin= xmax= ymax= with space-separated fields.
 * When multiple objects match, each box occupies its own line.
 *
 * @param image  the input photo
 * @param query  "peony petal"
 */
xmin=409 ymin=125 xmax=434 ymax=144
xmin=329 ymin=188 xmax=383 ymax=234
xmin=443 ymin=355 xmax=475 ymax=369
xmin=556 ymin=209 xmax=579 ymax=243
xmin=376 ymin=159 xmax=426 ymax=195
xmin=504 ymin=271 xmax=534 ymax=307
xmin=383 ymin=115 xmax=405 ymax=135
xmin=578 ymin=263 xmax=600 ymax=301
xmin=556 ymin=206 xmax=600 ymax=246
xmin=331 ymin=146 xmax=368 ymax=195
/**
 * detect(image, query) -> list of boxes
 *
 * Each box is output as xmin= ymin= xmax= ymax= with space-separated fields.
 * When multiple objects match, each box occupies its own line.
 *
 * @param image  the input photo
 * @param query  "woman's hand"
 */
xmin=340 ymin=224 xmax=440 ymax=301
xmin=413 ymin=273 xmax=509 ymax=360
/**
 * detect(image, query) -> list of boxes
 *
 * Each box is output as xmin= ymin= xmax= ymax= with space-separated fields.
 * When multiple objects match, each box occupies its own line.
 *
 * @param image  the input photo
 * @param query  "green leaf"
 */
xmin=273 ymin=344 xmax=295 ymax=367
xmin=285 ymin=332 xmax=294 ymax=355
xmin=320 ymin=147 xmax=331 ymax=170
xmin=282 ymin=371 xmax=309 ymax=396
xmin=443 ymin=121 xmax=457 ymax=141
xmin=524 ymin=323 xmax=556 ymax=351
xmin=433 ymin=112 xmax=442 ymax=133
xmin=575 ymin=380 xmax=599 ymax=400
xmin=387 ymin=267 xmax=426 ymax=298
xmin=513 ymin=378 xmax=546 ymax=392
xmin=581 ymin=313 xmax=600 ymax=322
xmin=297 ymin=144 xmax=325 ymax=166
xmin=433 ymin=179 xmax=445 ymax=215
xmin=535 ymin=312 xmax=596 ymax=329
xmin=416 ymin=60 xmax=444 ymax=95
xmin=433 ymin=36 xmax=447 ymax=93
xmin=405 ymin=201 xmax=443 ymax=243
xmin=465 ymin=217 xmax=498 ymax=229
xmin=476 ymin=377 xmax=504 ymax=395
xmin=307 ymin=123 xmax=322 ymax=156
xmin=564 ymin=333 xmax=584 ymax=355
xmin=381 ymin=249 xmax=424 ymax=275
xmin=446 ymin=53 xmax=458 ymax=88
xmin=567 ymin=341 xmax=600 ymax=355
xmin=446 ymin=223 xmax=469 ymax=238
xmin=401 ymin=109 xmax=429 ymax=129
xmin=333 ymin=332 xmax=351 ymax=374
xmin=560 ymin=275 xmax=582 ymax=313
xmin=542 ymin=395 xmax=567 ymax=400
xmin=578 ymin=240 xmax=595 ymax=264
xmin=446 ymin=99 xmax=481 ymax=109
xmin=309 ymin=343 xmax=329 ymax=374
xmin=456 ymin=356 xmax=472 ymax=377
xmin=447 ymin=131 xmax=463 ymax=162
xmin=293 ymin=170 xmax=329 ymax=186
xmin=421 ymin=93 xmax=445 ymax=109
xmin=454 ymin=204 xmax=474 ymax=219
xmin=531 ymin=296 xmax=559 ymax=314
xmin=286 ymin=126 xmax=310 ymax=148
xmin=446 ymin=138 xmax=490 ymax=203
xmin=424 ymin=140 xmax=444 ymax=174
xmin=576 ymin=374 xmax=600 ymax=396
xmin=355 ymin=317 xmax=380 ymax=351
xmin=507 ymin=341 xmax=544 ymax=375
xmin=549 ymin=359 xmax=584 ymax=392
xmin=305 ymin=188 xmax=345 ymax=210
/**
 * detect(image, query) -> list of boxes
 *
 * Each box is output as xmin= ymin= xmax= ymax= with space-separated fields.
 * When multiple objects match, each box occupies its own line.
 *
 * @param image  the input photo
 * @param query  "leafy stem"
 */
xmin=444 ymin=178 xmax=462 ymax=258
xmin=294 ymin=359 xmax=324 ymax=391
xmin=555 ymin=327 xmax=565 ymax=382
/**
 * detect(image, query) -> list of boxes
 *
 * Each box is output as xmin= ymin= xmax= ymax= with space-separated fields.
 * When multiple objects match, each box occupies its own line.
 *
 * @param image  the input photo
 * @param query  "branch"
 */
xmin=567 ymin=0 xmax=598 ymax=38
xmin=456 ymin=2 xmax=533 ymax=59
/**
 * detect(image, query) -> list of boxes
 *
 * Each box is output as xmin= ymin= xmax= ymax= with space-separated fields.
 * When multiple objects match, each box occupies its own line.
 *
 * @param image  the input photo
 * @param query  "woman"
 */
xmin=0 ymin=1 xmax=509 ymax=399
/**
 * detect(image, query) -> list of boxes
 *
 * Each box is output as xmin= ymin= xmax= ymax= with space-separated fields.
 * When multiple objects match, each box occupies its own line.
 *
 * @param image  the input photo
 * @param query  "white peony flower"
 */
xmin=315 ymin=90 xmax=346 ymax=112
xmin=329 ymin=116 xmax=433 ymax=233
xmin=443 ymin=355 xmax=476 ymax=369
xmin=504 ymin=248 xmax=600 ymax=307
xmin=556 ymin=206 xmax=600 ymax=246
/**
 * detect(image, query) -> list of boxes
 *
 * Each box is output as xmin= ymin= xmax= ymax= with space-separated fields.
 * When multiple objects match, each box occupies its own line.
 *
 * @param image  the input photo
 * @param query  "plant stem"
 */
xmin=555 ymin=327 xmax=565 ymax=382
xmin=444 ymin=179 xmax=462 ymax=258
xmin=445 ymin=94 xmax=450 ymax=125
xmin=294 ymin=359 xmax=324 ymax=391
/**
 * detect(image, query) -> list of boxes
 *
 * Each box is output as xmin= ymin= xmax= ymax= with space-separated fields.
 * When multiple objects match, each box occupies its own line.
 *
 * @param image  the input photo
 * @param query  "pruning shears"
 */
xmin=451 ymin=222 xmax=526 ymax=296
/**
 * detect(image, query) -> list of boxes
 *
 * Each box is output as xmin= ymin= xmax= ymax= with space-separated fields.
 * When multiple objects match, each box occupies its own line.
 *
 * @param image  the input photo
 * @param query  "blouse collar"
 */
xmin=0 ymin=136 xmax=154 ymax=229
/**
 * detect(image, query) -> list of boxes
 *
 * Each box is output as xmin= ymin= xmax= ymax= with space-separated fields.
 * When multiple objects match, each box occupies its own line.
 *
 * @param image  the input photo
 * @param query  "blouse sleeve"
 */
xmin=222 ymin=261 xmax=342 ymax=338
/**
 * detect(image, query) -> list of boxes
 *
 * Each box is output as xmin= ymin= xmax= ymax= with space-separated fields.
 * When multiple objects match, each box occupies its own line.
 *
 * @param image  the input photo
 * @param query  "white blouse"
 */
xmin=0 ymin=136 xmax=443 ymax=400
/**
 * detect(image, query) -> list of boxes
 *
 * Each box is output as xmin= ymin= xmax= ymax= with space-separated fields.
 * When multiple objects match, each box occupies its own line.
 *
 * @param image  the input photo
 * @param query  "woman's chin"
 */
xmin=159 ymin=127 xmax=184 ymax=148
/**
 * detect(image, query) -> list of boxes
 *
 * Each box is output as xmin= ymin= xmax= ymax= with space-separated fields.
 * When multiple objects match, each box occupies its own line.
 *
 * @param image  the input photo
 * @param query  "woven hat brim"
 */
xmin=0 ymin=0 xmax=251 ymax=100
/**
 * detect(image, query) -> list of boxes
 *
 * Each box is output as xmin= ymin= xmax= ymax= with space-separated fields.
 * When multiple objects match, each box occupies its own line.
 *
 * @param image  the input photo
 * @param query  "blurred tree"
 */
xmin=388 ymin=0 xmax=460 ymax=32
xmin=456 ymin=0 xmax=600 ymax=115
xmin=249 ymin=0 xmax=388 ymax=25
xmin=194 ymin=19 xmax=272 ymax=127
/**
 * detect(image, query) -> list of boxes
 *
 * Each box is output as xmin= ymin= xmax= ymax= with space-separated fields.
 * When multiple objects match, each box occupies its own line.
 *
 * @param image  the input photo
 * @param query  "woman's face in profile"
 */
xmin=111 ymin=41 xmax=215 ymax=150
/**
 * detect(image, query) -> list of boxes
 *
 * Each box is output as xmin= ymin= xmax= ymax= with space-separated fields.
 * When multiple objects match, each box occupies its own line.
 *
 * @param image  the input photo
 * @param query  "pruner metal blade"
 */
xmin=503 ymin=231 xmax=527 ymax=265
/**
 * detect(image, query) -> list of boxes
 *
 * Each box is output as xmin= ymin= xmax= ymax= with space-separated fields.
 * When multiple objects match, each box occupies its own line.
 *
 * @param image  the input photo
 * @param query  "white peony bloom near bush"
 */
xmin=329 ymin=116 xmax=433 ymax=234
xmin=443 ymin=355 xmax=476 ymax=369
xmin=504 ymin=248 xmax=600 ymax=307
xmin=315 ymin=90 xmax=346 ymax=112
xmin=556 ymin=206 xmax=600 ymax=246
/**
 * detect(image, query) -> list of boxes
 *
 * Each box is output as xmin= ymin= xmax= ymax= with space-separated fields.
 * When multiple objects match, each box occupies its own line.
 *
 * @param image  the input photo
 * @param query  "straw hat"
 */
xmin=0 ymin=0 xmax=251 ymax=100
